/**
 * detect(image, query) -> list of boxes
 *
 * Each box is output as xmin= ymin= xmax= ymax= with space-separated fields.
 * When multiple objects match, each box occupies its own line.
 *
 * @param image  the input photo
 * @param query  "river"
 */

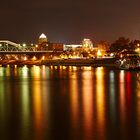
xmin=0 ymin=65 xmax=140 ymax=140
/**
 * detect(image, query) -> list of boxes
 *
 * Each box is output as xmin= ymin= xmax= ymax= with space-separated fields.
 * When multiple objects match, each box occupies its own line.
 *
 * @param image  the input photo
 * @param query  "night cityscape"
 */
xmin=0 ymin=0 xmax=140 ymax=140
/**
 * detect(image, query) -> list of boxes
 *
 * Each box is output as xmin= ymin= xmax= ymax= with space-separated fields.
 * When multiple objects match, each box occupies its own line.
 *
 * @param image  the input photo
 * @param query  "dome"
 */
xmin=39 ymin=33 xmax=47 ymax=39
xmin=38 ymin=33 xmax=48 ymax=45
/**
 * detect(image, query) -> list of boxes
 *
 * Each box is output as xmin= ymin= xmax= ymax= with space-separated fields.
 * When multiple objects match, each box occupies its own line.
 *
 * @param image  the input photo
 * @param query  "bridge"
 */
xmin=0 ymin=40 xmax=62 ymax=54
xmin=0 ymin=40 xmax=23 ymax=51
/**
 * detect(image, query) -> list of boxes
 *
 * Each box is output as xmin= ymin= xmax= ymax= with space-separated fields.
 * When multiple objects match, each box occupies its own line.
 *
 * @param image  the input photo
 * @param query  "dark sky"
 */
xmin=0 ymin=0 xmax=140 ymax=44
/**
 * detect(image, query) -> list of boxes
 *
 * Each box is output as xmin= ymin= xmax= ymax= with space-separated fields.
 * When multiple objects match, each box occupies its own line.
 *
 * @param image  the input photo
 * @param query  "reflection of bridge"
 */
xmin=0 ymin=40 xmax=60 ymax=54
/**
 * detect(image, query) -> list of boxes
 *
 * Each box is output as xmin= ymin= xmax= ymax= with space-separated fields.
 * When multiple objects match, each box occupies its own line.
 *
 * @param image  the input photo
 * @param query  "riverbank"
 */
xmin=42 ymin=58 xmax=117 ymax=67
xmin=0 ymin=58 xmax=117 ymax=67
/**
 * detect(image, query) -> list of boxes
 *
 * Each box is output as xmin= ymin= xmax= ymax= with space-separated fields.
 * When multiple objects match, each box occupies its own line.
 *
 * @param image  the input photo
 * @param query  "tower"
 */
xmin=38 ymin=33 xmax=48 ymax=50
xmin=38 ymin=33 xmax=48 ymax=44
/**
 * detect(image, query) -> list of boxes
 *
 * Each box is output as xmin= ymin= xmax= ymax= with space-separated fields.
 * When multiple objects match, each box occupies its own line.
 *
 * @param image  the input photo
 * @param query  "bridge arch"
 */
xmin=0 ymin=40 xmax=22 ymax=51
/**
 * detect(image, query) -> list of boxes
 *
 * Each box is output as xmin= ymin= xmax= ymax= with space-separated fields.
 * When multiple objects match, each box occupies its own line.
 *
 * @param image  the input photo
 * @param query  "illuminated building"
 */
xmin=64 ymin=44 xmax=82 ymax=51
xmin=38 ymin=33 xmax=48 ymax=44
xmin=38 ymin=33 xmax=64 ymax=51
xmin=38 ymin=33 xmax=48 ymax=50
xmin=82 ymin=38 xmax=93 ymax=50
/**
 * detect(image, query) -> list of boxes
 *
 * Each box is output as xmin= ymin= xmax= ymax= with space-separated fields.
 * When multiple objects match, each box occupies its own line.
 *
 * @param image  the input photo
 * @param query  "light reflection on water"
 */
xmin=82 ymin=69 xmax=93 ymax=140
xmin=119 ymin=70 xmax=126 ymax=133
xmin=137 ymin=74 xmax=140 ymax=138
xmin=95 ymin=67 xmax=105 ymax=140
xmin=109 ymin=70 xmax=116 ymax=123
xmin=0 ymin=66 xmax=140 ymax=140
xmin=20 ymin=71 xmax=30 ymax=140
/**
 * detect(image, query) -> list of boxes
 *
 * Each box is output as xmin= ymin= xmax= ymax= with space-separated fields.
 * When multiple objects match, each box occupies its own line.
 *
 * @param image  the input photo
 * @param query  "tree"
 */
xmin=110 ymin=37 xmax=130 ymax=52
xmin=97 ymin=41 xmax=110 ymax=51
xmin=129 ymin=40 xmax=140 ymax=50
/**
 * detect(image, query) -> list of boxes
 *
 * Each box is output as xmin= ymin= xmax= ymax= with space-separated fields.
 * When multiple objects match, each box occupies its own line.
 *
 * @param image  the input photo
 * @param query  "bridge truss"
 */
xmin=0 ymin=40 xmax=36 ymax=52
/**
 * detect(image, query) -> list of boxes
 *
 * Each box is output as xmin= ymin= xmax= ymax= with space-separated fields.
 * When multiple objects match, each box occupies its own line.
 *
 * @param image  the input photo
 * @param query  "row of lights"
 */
xmin=21 ymin=44 xmax=39 ymax=48
xmin=0 ymin=55 xmax=46 ymax=61
xmin=0 ymin=43 xmax=38 ymax=50
xmin=23 ymin=56 xmax=45 ymax=61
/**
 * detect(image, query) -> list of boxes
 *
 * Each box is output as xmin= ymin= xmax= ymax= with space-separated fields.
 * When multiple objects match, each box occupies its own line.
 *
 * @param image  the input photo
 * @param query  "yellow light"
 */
xmin=24 ymin=56 xmax=27 ymax=61
xmin=32 ymin=56 xmax=37 ymax=61
xmin=83 ymin=66 xmax=92 ymax=70
xmin=135 ymin=48 xmax=140 ymax=52
xmin=72 ymin=66 xmax=77 ymax=70
xmin=54 ymin=66 xmax=57 ymax=69
xmin=69 ymin=66 xmax=72 ymax=70
xmin=15 ymin=56 xmax=18 ymax=60
xmin=96 ymin=67 xmax=105 ymax=133
xmin=42 ymin=65 xmax=45 ymax=70
xmin=32 ymin=66 xmax=40 ymax=79
xmin=120 ymin=54 xmax=123 ymax=58
xmin=62 ymin=66 xmax=66 ymax=69
xmin=97 ymin=50 xmax=102 ymax=57
xmin=41 ymin=56 xmax=45 ymax=60
xmin=23 ymin=43 xmax=26 ymax=47
xmin=22 ymin=65 xmax=28 ymax=77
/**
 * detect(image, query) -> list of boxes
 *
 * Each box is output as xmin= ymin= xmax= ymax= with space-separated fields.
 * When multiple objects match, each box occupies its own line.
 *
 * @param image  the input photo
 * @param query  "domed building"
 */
xmin=37 ymin=33 xmax=64 ymax=51
xmin=38 ymin=33 xmax=48 ymax=50
xmin=39 ymin=33 xmax=48 ymax=44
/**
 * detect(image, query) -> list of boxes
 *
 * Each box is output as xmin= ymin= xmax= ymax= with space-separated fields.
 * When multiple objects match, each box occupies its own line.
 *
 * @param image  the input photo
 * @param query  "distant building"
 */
xmin=64 ymin=39 xmax=93 ymax=51
xmin=48 ymin=43 xmax=64 ymax=51
xmin=64 ymin=44 xmax=82 ymax=51
xmin=38 ymin=33 xmax=48 ymax=44
xmin=38 ymin=33 xmax=48 ymax=50
xmin=82 ymin=38 xmax=93 ymax=50
xmin=37 ymin=33 xmax=64 ymax=51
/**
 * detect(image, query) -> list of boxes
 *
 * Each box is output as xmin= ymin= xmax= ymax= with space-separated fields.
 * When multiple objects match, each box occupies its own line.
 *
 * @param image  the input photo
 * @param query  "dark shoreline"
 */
xmin=0 ymin=58 xmax=117 ymax=67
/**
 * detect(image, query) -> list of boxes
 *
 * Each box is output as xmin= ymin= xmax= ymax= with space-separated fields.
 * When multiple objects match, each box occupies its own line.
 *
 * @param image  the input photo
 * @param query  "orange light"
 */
xmin=97 ymin=50 xmax=102 ymax=57
xmin=120 ymin=54 xmax=123 ymax=58
xmin=41 ymin=56 xmax=45 ymax=60
xmin=32 ymin=56 xmax=37 ymax=61
xmin=24 ymin=56 xmax=27 ymax=61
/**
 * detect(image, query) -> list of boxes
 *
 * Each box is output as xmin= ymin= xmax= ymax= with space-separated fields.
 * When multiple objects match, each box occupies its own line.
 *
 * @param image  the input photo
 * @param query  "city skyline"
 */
xmin=0 ymin=0 xmax=140 ymax=43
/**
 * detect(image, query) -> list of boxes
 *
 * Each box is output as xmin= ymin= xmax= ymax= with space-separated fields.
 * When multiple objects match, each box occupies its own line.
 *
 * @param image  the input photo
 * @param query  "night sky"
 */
xmin=0 ymin=0 xmax=140 ymax=44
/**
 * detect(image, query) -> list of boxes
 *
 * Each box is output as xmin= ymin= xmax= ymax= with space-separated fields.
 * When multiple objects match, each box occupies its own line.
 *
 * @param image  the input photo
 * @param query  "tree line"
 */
xmin=109 ymin=37 xmax=140 ymax=52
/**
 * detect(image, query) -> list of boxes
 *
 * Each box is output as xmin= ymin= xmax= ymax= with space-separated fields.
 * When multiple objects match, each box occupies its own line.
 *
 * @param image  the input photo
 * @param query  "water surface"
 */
xmin=0 ymin=66 xmax=140 ymax=140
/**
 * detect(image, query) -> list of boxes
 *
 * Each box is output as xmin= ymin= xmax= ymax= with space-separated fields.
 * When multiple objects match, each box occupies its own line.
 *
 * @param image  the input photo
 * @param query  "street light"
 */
xmin=41 ymin=56 xmax=45 ymax=60
xmin=23 ymin=43 xmax=26 ymax=47
xmin=137 ymin=43 xmax=140 ymax=47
